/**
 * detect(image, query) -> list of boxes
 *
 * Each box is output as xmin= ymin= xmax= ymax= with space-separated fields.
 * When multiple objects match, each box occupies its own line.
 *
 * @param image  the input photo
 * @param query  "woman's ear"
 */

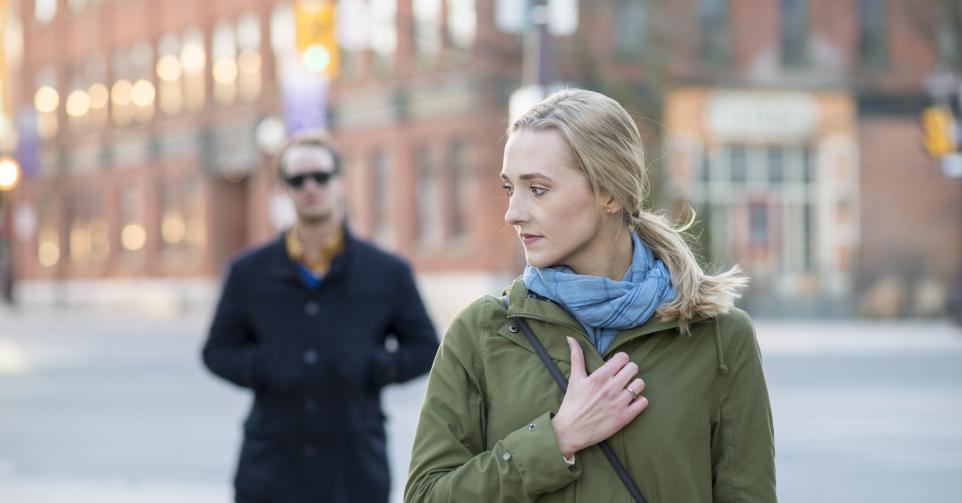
xmin=601 ymin=194 xmax=623 ymax=215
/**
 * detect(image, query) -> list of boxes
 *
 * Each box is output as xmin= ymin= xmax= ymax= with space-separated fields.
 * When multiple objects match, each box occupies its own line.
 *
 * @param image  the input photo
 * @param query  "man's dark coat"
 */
xmin=202 ymin=227 xmax=439 ymax=502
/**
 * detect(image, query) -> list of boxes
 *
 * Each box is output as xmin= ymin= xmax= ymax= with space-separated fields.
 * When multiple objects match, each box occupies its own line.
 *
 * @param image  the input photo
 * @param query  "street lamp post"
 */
xmin=0 ymin=156 xmax=22 ymax=305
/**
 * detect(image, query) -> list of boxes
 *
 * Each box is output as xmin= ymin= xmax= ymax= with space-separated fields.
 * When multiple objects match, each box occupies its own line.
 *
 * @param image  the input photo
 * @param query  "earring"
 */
xmin=605 ymin=208 xmax=613 ymax=214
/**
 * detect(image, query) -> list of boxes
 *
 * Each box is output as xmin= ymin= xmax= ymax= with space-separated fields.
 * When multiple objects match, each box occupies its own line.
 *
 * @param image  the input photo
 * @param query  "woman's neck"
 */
xmin=570 ymin=227 xmax=634 ymax=280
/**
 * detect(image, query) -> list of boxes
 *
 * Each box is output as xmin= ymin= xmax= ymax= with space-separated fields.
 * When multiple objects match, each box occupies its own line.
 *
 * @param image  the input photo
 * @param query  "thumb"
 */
xmin=567 ymin=337 xmax=586 ymax=381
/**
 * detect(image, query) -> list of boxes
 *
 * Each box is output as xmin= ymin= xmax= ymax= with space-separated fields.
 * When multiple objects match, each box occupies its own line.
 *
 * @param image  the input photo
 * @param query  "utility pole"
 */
xmin=507 ymin=0 xmax=577 ymax=122
xmin=0 ymin=156 xmax=21 ymax=305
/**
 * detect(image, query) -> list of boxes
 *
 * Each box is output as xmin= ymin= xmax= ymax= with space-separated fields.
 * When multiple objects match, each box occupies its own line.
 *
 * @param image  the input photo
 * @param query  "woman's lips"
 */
xmin=521 ymin=234 xmax=542 ymax=245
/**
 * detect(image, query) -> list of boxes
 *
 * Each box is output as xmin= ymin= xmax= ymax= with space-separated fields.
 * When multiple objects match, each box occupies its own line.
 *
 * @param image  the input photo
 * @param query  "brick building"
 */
xmin=2 ymin=0 xmax=959 ymax=320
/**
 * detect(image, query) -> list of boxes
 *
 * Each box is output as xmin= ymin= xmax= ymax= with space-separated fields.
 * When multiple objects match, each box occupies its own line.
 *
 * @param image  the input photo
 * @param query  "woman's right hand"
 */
xmin=551 ymin=337 xmax=649 ymax=458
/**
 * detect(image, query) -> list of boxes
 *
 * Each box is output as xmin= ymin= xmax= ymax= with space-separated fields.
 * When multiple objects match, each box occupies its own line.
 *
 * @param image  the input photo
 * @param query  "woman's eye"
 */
xmin=530 ymin=186 xmax=546 ymax=196
xmin=501 ymin=184 xmax=514 ymax=196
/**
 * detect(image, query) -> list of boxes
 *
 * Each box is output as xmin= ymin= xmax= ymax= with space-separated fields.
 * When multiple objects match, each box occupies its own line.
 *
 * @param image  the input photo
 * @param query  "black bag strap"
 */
xmin=501 ymin=295 xmax=647 ymax=503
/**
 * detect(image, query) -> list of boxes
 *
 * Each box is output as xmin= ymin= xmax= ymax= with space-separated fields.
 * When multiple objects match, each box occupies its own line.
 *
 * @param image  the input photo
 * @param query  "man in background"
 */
xmin=202 ymin=130 xmax=438 ymax=502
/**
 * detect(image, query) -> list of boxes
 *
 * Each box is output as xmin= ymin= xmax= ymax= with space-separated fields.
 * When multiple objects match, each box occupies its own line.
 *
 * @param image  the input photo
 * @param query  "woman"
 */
xmin=405 ymin=89 xmax=776 ymax=502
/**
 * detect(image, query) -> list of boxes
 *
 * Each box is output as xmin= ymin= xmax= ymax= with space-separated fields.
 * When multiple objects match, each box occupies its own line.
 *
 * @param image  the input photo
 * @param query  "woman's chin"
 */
xmin=523 ymin=251 xmax=552 ymax=269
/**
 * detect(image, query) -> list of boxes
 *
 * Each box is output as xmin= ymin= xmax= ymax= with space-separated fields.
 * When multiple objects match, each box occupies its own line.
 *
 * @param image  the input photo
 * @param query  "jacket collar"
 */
xmin=266 ymin=220 xmax=357 ymax=288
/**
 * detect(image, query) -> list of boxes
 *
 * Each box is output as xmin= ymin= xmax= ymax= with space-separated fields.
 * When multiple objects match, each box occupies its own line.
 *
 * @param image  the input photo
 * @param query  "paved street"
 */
xmin=1 ymin=307 xmax=961 ymax=502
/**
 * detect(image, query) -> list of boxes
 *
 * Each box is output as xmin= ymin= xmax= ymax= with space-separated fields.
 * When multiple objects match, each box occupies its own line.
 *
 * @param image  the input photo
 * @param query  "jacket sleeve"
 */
xmin=710 ymin=312 xmax=777 ymax=502
xmin=368 ymin=263 xmax=439 ymax=388
xmin=405 ymin=303 xmax=581 ymax=503
xmin=201 ymin=262 xmax=261 ymax=390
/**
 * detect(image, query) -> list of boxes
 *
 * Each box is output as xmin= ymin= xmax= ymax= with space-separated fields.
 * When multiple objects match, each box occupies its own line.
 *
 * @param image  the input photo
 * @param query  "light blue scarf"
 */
xmin=523 ymin=232 xmax=676 ymax=353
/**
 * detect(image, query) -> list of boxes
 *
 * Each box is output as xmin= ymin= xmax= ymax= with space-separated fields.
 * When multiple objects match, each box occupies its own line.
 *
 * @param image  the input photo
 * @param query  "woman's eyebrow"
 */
xmin=500 ymin=172 xmax=554 ymax=182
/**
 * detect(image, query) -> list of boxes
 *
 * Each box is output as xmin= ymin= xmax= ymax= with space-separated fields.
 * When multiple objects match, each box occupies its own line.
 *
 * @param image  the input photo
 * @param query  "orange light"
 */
xmin=0 ymin=156 xmax=21 ymax=191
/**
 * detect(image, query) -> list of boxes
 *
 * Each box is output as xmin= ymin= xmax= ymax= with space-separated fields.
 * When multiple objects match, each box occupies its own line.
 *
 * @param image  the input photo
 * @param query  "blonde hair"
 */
xmin=509 ymin=89 xmax=747 ymax=331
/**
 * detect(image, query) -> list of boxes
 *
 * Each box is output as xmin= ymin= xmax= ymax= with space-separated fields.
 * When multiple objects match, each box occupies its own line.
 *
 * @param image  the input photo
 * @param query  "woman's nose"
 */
xmin=504 ymin=194 xmax=527 ymax=226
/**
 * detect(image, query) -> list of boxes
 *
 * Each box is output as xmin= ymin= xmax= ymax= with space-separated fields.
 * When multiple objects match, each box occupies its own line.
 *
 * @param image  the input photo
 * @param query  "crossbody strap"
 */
xmin=502 ymin=296 xmax=648 ymax=503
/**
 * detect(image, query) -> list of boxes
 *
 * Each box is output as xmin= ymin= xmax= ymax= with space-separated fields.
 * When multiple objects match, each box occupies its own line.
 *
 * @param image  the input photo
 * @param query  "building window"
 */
xmin=66 ymin=66 xmax=89 ymax=131
xmin=800 ymin=145 xmax=813 ymax=184
xmin=270 ymin=4 xmax=295 ymax=86
xmin=447 ymin=139 xmax=470 ymax=243
xmin=237 ymin=13 xmax=262 ymax=102
xmin=156 ymin=34 xmax=183 ymax=116
xmin=111 ymin=42 xmax=155 ymax=126
xmin=86 ymin=55 xmax=109 ymax=128
xmin=64 ymin=55 xmax=106 ymax=132
xmin=68 ymin=187 xmax=109 ymax=266
xmin=371 ymin=0 xmax=397 ymax=72
xmin=447 ymin=0 xmax=476 ymax=51
xmin=616 ymin=0 xmax=647 ymax=58
xmin=119 ymin=184 xmax=146 ymax=256
xmin=130 ymin=41 xmax=156 ymax=123
xmin=110 ymin=47 xmax=134 ymax=127
xmin=33 ymin=67 xmax=59 ymax=138
xmin=858 ymin=0 xmax=887 ymax=67
xmin=36 ymin=196 xmax=61 ymax=268
xmin=781 ymin=0 xmax=808 ymax=66
xmin=767 ymin=146 xmax=784 ymax=184
xmin=700 ymin=0 xmax=730 ymax=63
xmin=159 ymin=178 xmax=205 ymax=253
xmin=181 ymin=28 xmax=207 ymax=112
xmin=35 ymin=0 xmax=57 ymax=24
xmin=749 ymin=202 xmax=767 ymax=247
xmin=728 ymin=145 xmax=747 ymax=184
xmin=413 ymin=0 xmax=441 ymax=60
xmin=414 ymin=145 xmax=440 ymax=248
xmin=212 ymin=21 xmax=238 ymax=105
xmin=936 ymin=4 xmax=960 ymax=68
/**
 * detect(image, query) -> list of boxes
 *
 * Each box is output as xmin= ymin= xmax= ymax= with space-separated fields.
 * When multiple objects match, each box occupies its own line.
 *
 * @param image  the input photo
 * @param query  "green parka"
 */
xmin=405 ymin=278 xmax=776 ymax=503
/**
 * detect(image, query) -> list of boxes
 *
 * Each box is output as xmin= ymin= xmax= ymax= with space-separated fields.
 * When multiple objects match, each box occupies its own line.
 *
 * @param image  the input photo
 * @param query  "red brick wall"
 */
xmin=858 ymin=117 xmax=962 ymax=297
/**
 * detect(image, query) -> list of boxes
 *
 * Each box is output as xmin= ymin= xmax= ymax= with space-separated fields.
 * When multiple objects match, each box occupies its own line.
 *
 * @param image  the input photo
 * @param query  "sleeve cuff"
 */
xmin=499 ymin=411 xmax=581 ymax=495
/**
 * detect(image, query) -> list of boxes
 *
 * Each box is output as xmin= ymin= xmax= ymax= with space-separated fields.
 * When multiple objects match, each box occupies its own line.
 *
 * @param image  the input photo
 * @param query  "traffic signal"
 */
xmin=921 ymin=105 xmax=958 ymax=157
xmin=294 ymin=0 xmax=339 ymax=77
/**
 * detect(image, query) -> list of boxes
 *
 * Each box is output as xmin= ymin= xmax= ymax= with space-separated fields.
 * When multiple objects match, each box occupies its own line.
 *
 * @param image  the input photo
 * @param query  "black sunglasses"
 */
xmin=284 ymin=170 xmax=338 ymax=188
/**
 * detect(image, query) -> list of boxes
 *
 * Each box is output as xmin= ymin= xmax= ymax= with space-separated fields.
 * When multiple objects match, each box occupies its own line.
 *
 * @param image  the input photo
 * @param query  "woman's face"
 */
xmin=501 ymin=128 xmax=610 ymax=272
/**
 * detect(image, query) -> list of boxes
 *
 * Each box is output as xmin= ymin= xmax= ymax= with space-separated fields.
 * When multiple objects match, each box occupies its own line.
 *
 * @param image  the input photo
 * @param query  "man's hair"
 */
xmin=274 ymin=129 xmax=342 ymax=179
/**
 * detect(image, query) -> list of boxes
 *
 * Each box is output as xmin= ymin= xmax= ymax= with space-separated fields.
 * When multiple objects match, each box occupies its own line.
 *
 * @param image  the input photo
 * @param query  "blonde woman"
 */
xmin=405 ymin=89 xmax=775 ymax=502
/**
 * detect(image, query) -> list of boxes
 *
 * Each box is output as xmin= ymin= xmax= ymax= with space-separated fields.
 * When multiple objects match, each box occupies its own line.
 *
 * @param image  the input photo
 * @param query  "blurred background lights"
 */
xmin=0 ymin=157 xmax=20 ymax=190
xmin=212 ymin=58 xmax=238 ymax=84
xmin=121 ymin=224 xmax=147 ymax=251
xmin=180 ymin=42 xmax=206 ymax=73
xmin=37 ymin=231 xmax=60 ymax=268
xmin=33 ymin=86 xmax=59 ymax=113
xmin=111 ymin=79 xmax=132 ymax=106
xmin=302 ymin=44 xmax=330 ymax=73
xmin=87 ymin=83 xmax=109 ymax=109
xmin=131 ymin=80 xmax=156 ymax=107
xmin=161 ymin=213 xmax=186 ymax=244
xmin=156 ymin=55 xmax=183 ymax=82
xmin=65 ymin=90 xmax=91 ymax=117
xmin=238 ymin=50 xmax=262 ymax=75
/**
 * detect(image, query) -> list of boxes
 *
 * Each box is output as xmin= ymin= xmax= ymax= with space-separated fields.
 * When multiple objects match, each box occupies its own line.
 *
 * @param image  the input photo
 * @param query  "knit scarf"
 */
xmin=523 ymin=232 xmax=676 ymax=353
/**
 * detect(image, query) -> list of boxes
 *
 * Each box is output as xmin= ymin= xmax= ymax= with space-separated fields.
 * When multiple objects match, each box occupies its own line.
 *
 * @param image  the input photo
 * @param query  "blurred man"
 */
xmin=202 ymin=130 xmax=439 ymax=503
